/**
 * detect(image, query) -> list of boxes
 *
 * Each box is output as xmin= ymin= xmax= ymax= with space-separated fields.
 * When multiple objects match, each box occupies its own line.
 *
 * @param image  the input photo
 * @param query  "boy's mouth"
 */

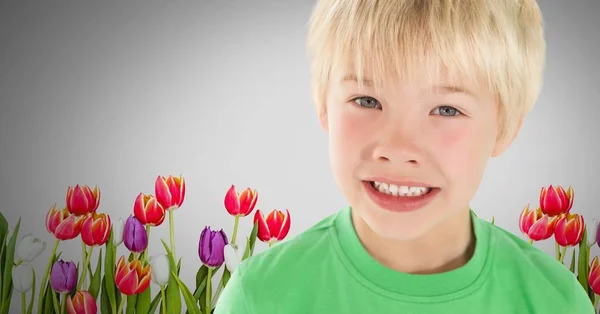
xmin=368 ymin=181 xmax=435 ymax=197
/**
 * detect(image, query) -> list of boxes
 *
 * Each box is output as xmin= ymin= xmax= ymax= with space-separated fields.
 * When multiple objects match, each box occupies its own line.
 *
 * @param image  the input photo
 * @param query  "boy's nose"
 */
xmin=371 ymin=127 xmax=423 ymax=166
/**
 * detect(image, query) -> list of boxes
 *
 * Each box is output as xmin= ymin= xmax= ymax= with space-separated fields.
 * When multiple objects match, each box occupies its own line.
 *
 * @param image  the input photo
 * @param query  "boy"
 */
xmin=215 ymin=0 xmax=595 ymax=313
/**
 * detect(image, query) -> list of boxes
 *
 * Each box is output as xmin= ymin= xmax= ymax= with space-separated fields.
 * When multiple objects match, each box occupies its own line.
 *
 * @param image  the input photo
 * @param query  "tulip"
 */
xmin=66 ymin=290 xmax=97 ymax=314
xmin=81 ymin=212 xmax=111 ymax=247
xmin=224 ymin=244 xmax=241 ymax=272
xmin=224 ymin=185 xmax=258 ymax=217
xmin=553 ymin=213 xmax=584 ymax=247
xmin=539 ymin=185 xmax=573 ymax=217
xmin=589 ymin=256 xmax=600 ymax=295
xmin=15 ymin=233 xmax=46 ymax=264
xmin=198 ymin=226 xmax=228 ymax=268
xmin=12 ymin=264 xmax=34 ymax=293
xmin=254 ymin=209 xmax=291 ymax=244
xmin=155 ymin=175 xmax=186 ymax=211
xmin=50 ymin=260 xmax=77 ymax=294
xmin=149 ymin=254 xmax=170 ymax=286
xmin=133 ymin=193 xmax=166 ymax=226
xmin=587 ymin=219 xmax=598 ymax=248
xmin=66 ymin=184 xmax=101 ymax=216
xmin=112 ymin=217 xmax=126 ymax=247
xmin=46 ymin=204 xmax=84 ymax=240
xmin=518 ymin=204 xmax=556 ymax=241
xmin=123 ymin=215 xmax=148 ymax=253
xmin=115 ymin=256 xmax=151 ymax=295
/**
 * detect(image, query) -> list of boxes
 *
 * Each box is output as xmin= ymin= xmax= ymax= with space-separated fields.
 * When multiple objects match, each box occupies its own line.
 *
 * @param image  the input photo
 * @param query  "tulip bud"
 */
xmin=66 ymin=184 xmax=101 ymax=216
xmin=112 ymin=217 xmax=126 ymax=247
xmin=224 ymin=244 xmax=241 ymax=272
xmin=123 ymin=215 xmax=148 ymax=253
xmin=15 ymin=233 xmax=46 ymax=264
xmin=149 ymin=254 xmax=170 ymax=286
xmin=254 ymin=209 xmax=291 ymax=243
xmin=50 ymin=260 xmax=78 ymax=294
xmin=155 ymin=175 xmax=186 ymax=211
xmin=46 ymin=204 xmax=84 ymax=241
xmin=115 ymin=256 xmax=151 ymax=295
xmin=539 ymin=185 xmax=573 ymax=217
xmin=224 ymin=185 xmax=258 ymax=217
xmin=198 ymin=226 xmax=228 ymax=268
xmin=587 ymin=219 xmax=598 ymax=248
xmin=67 ymin=290 xmax=97 ymax=314
xmin=518 ymin=204 xmax=556 ymax=241
xmin=554 ymin=213 xmax=585 ymax=247
xmin=133 ymin=193 xmax=166 ymax=226
xmin=588 ymin=256 xmax=600 ymax=295
xmin=12 ymin=265 xmax=34 ymax=293
xmin=81 ymin=212 xmax=111 ymax=247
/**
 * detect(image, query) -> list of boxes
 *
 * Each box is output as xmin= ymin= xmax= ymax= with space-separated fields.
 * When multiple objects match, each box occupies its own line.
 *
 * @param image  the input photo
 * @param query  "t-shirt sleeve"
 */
xmin=213 ymin=266 xmax=252 ymax=314
xmin=569 ymin=277 xmax=596 ymax=314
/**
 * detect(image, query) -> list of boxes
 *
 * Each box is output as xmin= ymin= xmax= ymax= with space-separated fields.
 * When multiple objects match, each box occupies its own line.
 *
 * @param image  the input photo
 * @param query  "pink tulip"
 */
xmin=45 ymin=204 xmax=84 ymax=241
xmin=155 ymin=175 xmax=185 ymax=211
xmin=224 ymin=185 xmax=258 ymax=217
xmin=66 ymin=185 xmax=100 ymax=216
xmin=539 ymin=185 xmax=573 ymax=217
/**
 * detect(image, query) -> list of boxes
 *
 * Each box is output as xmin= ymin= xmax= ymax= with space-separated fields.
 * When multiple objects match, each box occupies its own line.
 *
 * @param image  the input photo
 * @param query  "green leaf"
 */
xmin=490 ymin=216 xmax=495 ymax=225
xmin=222 ymin=268 xmax=231 ymax=287
xmin=195 ymin=265 xmax=208 ymax=289
xmin=126 ymin=294 xmax=137 ymax=314
xmin=568 ymin=247 xmax=576 ymax=273
xmin=161 ymin=240 xmax=181 ymax=314
xmin=242 ymin=222 xmax=258 ymax=261
xmin=0 ymin=229 xmax=7 ymax=299
xmin=27 ymin=268 xmax=36 ymax=314
xmin=42 ymin=280 xmax=55 ymax=314
xmin=149 ymin=290 xmax=162 ymax=314
xmin=101 ymin=277 xmax=112 ymax=314
xmin=1 ymin=284 xmax=12 ymax=314
xmin=136 ymin=285 xmax=151 ymax=314
xmin=104 ymin=231 xmax=117 ymax=313
xmin=193 ymin=277 xmax=207 ymax=302
xmin=577 ymin=229 xmax=589 ymax=292
xmin=1 ymin=217 xmax=20 ymax=311
xmin=89 ymin=248 xmax=103 ymax=299
xmin=172 ymin=271 xmax=201 ymax=314
xmin=177 ymin=258 xmax=182 ymax=275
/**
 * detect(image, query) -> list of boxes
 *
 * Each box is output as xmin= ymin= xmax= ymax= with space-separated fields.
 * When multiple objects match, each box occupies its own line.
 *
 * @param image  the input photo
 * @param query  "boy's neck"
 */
xmin=352 ymin=209 xmax=476 ymax=275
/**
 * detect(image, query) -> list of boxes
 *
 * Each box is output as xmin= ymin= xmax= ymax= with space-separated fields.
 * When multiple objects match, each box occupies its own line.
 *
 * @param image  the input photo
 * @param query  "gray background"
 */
xmin=1 ymin=0 xmax=599 ymax=311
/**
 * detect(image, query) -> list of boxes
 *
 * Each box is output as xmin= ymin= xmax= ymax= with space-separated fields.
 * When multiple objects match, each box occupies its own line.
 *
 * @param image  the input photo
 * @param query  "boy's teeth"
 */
xmin=372 ymin=181 xmax=430 ymax=197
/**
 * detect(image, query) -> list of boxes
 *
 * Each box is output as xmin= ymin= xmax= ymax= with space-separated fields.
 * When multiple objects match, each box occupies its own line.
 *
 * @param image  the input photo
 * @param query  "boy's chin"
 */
xmin=357 ymin=210 xmax=440 ymax=242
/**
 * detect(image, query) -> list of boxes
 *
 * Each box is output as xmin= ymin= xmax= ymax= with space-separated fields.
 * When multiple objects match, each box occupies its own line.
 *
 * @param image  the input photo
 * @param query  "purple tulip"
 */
xmin=50 ymin=260 xmax=77 ymax=294
xmin=198 ymin=226 xmax=228 ymax=268
xmin=123 ymin=215 xmax=148 ymax=253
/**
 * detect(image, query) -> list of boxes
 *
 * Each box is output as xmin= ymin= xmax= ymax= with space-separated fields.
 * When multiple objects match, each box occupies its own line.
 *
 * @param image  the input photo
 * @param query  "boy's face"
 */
xmin=321 ymin=69 xmax=518 ymax=241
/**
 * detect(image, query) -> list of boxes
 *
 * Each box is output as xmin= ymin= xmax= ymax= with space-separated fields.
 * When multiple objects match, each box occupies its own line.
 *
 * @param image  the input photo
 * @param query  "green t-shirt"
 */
xmin=214 ymin=207 xmax=595 ymax=313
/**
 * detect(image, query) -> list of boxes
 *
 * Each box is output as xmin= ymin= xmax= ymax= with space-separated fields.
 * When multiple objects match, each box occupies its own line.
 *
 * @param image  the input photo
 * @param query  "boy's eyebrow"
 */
xmin=340 ymin=74 xmax=476 ymax=97
xmin=340 ymin=74 xmax=373 ymax=86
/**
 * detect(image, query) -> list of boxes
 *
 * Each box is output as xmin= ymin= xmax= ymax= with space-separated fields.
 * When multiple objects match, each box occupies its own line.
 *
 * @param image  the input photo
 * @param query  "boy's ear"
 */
xmin=491 ymin=118 xmax=523 ymax=157
xmin=318 ymin=105 xmax=329 ymax=133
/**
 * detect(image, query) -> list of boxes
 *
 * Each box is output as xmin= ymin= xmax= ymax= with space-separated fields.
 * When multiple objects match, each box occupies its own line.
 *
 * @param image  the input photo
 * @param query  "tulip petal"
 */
xmin=276 ymin=209 xmax=291 ymax=241
xmin=155 ymin=176 xmax=172 ymax=210
xmin=117 ymin=267 xmax=139 ymax=295
xmin=224 ymin=185 xmax=240 ymax=216
xmin=253 ymin=210 xmax=271 ymax=242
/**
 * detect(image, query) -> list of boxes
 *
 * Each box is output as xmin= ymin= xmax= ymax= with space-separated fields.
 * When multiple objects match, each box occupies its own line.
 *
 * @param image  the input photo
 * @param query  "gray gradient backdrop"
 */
xmin=1 ymin=0 xmax=599 ymax=312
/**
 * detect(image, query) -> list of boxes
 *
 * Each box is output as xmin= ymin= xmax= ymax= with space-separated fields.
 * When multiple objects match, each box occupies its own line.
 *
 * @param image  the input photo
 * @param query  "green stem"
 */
xmin=559 ymin=246 xmax=567 ymax=264
xmin=76 ymin=246 xmax=93 ymax=290
xmin=81 ymin=241 xmax=86 ymax=276
xmin=38 ymin=239 xmax=59 ymax=314
xmin=160 ymin=285 xmax=167 ymax=314
xmin=51 ymin=289 xmax=60 ymax=314
xmin=529 ymin=239 xmax=534 ymax=245
xmin=61 ymin=293 xmax=66 ymax=314
xmin=269 ymin=241 xmax=274 ymax=248
xmin=117 ymin=295 xmax=126 ymax=314
xmin=231 ymin=216 xmax=240 ymax=245
xmin=555 ymin=242 xmax=560 ymax=260
xmin=142 ymin=225 xmax=151 ymax=264
xmin=169 ymin=210 xmax=176 ymax=261
xmin=21 ymin=293 xmax=26 ymax=314
xmin=593 ymin=294 xmax=598 ymax=309
xmin=205 ymin=268 xmax=213 ymax=314
xmin=15 ymin=260 xmax=22 ymax=267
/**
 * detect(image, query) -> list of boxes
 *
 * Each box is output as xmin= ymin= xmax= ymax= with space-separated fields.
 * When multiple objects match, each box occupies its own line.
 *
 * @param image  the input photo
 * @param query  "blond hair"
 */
xmin=306 ymin=0 xmax=546 ymax=140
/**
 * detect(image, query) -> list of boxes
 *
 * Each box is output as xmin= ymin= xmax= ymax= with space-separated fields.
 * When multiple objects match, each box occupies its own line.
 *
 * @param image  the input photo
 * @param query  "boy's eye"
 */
xmin=352 ymin=96 xmax=381 ymax=109
xmin=431 ymin=105 xmax=462 ymax=117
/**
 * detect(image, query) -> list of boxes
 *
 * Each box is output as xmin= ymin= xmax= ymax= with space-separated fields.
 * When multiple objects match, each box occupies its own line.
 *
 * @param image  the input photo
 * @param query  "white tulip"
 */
xmin=149 ymin=254 xmax=170 ymax=286
xmin=587 ymin=219 xmax=598 ymax=247
xmin=12 ymin=265 xmax=34 ymax=293
xmin=224 ymin=244 xmax=241 ymax=273
xmin=15 ymin=233 xmax=46 ymax=264
xmin=112 ymin=217 xmax=126 ymax=247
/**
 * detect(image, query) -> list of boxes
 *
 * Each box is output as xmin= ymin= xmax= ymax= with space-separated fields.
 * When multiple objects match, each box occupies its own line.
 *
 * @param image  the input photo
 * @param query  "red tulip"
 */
xmin=66 ymin=185 xmax=100 ymax=216
xmin=554 ymin=213 xmax=584 ymax=247
xmin=155 ymin=175 xmax=185 ymax=211
xmin=224 ymin=185 xmax=258 ymax=217
xmin=45 ymin=204 xmax=84 ymax=241
xmin=66 ymin=290 xmax=97 ymax=314
xmin=253 ymin=209 xmax=291 ymax=243
xmin=133 ymin=193 xmax=166 ymax=226
xmin=539 ymin=185 xmax=573 ymax=217
xmin=518 ymin=204 xmax=557 ymax=241
xmin=115 ymin=256 xmax=151 ymax=295
xmin=589 ymin=256 xmax=600 ymax=295
xmin=81 ymin=213 xmax=111 ymax=247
